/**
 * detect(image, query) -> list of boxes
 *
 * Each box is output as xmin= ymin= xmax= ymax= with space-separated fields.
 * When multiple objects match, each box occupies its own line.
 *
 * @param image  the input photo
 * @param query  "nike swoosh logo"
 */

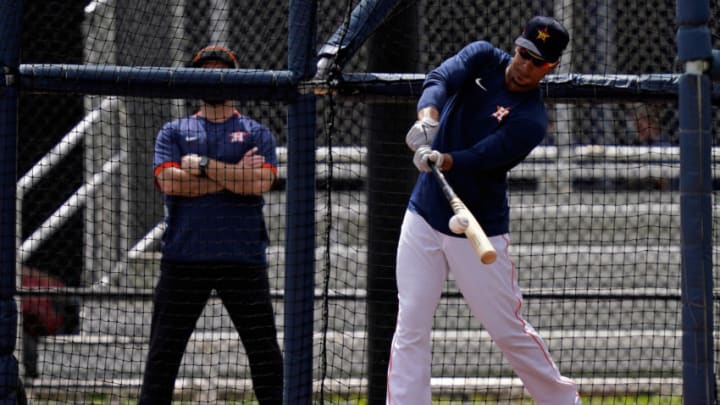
xmin=185 ymin=136 xmax=198 ymax=142
xmin=475 ymin=78 xmax=487 ymax=91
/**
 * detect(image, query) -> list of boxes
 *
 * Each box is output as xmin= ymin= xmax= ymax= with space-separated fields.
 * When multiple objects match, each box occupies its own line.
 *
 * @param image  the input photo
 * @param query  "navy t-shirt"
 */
xmin=153 ymin=111 xmax=278 ymax=264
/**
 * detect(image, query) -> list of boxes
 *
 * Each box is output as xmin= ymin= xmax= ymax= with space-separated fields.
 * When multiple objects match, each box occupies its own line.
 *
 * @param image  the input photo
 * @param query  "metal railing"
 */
xmin=16 ymin=96 xmax=123 ymax=266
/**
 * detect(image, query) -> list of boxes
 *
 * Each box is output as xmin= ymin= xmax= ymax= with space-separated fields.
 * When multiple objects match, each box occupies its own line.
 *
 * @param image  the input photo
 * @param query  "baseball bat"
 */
xmin=429 ymin=163 xmax=497 ymax=264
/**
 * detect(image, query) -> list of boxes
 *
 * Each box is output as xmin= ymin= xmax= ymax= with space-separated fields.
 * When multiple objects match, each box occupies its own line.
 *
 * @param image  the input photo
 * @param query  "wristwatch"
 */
xmin=198 ymin=156 xmax=210 ymax=177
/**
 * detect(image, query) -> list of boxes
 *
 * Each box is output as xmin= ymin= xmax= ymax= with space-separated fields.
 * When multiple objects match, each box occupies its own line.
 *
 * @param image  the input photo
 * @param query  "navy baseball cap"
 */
xmin=514 ymin=16 xmax=570 ymax=63
xmin=190 ymin=45 xmax=239 ymax=68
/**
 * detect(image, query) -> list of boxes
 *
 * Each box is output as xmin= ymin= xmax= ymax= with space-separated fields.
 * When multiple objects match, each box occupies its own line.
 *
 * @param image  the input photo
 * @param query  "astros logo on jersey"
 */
xmin=229 ymin=131 xmax=247 ymax=143
xmin=492 ymin=105 xmax=510 ymax=123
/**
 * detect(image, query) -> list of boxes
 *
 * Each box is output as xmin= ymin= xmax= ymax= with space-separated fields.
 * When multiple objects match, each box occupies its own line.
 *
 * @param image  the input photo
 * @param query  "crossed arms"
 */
xmin=155 ymin=147 xmax=276 ymax=197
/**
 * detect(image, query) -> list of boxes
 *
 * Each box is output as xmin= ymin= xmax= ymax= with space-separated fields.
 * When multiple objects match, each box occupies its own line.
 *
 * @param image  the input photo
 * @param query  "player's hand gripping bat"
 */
xmin=429 ymin=162 xmax=497 ymax=264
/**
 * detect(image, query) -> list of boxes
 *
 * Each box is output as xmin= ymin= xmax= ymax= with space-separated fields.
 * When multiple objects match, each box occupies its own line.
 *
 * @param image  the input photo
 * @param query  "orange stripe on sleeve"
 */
xmin=263 ymin=163 xmax=278 ymax=176
xmin=154 ymin=161 xmax=181 ymax=190
xmin=154 ymin=161 xmax=180 ymax=178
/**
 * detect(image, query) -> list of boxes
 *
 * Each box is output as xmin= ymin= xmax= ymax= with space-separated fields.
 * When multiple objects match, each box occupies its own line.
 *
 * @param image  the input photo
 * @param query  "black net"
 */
xmin=5 ymin=0 xmax=720 ymax=403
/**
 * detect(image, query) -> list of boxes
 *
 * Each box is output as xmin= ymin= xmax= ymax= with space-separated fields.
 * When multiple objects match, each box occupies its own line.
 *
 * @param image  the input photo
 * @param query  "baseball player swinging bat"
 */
xmin=429 ymin=162 xmax=497 ymax=264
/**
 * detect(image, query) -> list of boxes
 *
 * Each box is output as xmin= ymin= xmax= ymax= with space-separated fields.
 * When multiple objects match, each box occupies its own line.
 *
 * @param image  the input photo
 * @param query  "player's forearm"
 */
xmin=206 ymin=161 xmax=275 ymax=195
xmin=438 ymin=152 xmax=453 ymax=171
xmin=156 ymin=167 xmax=223 ymax=197
xmin=417 ymin=106 xmax=440 ymax=122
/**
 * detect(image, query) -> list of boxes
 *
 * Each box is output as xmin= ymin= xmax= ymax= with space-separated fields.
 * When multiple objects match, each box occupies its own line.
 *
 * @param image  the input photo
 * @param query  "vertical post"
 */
xmin=83 ymin=0 xmax=119 ymax=282
xmin=0 ymin=0 xmax=22 ymax=401
xmin=113 ymin=0 xmax=178 ymax=282
xmin=365 ymin=2 xmax=417 ymax=403
xmin=676 ymin=1 xmax=716 ymax=403
xmin=586 ymin=0 xmax=615 ymax=145
xmin=208 ymin=0 xmax=230 ymax=45
xmin=285 ymin=0 xmax=316 ymax=403
xmin=551 ymin=0 xmax=574 ymax=194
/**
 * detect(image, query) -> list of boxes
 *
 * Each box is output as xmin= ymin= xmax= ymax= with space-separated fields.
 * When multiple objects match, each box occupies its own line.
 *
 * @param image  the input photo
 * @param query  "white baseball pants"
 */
xmin=386 ymin=210 xmax=580 ymax=404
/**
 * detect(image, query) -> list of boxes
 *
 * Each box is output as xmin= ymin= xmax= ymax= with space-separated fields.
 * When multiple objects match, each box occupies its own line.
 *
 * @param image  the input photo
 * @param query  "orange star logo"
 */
xmin=537 ymin=28 xmax=550 ymax=42
xmin=492 ymin=105 xmax=510 ymax=123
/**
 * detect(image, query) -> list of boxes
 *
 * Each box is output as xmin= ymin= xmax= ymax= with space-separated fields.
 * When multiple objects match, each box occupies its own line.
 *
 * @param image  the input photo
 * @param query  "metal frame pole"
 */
xmin=676 ymin=0 xmax=716 ymax=403
xmin=0 ymin=0 xmax=22 ymax=401
xmin=285 ymin=0 xmax=317 ymax=403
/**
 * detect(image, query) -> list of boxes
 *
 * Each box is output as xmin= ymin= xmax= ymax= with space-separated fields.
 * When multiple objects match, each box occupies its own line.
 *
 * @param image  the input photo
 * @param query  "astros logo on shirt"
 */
xmin=229 ymin=131 xmax=247 ymax=143
xmin=492 ymin=105 xmax=510 ymax=123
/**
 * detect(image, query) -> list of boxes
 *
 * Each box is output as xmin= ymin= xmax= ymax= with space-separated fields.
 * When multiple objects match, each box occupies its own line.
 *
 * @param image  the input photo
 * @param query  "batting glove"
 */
xmin=413 ymin=146 xmax=444 ymax=172
xmin=405 ymin=117 xmax=439 ymax=152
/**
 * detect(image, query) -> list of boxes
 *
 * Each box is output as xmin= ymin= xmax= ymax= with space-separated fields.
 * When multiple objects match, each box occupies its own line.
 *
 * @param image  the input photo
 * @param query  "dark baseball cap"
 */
xmin=190 ymin=45 xmax=239 ymax=69
xmin=514 ymin=16 xmax=570 ymax=63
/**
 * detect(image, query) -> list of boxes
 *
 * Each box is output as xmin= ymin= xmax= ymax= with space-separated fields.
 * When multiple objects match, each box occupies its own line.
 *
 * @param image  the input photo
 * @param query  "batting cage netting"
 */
xmin=2 ymin=0 xmax=720 ymax=403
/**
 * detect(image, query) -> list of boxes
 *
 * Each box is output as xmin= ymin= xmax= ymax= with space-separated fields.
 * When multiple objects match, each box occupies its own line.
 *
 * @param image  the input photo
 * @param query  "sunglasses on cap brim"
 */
xmin=517 ymin=47 xmax=556 ymax=68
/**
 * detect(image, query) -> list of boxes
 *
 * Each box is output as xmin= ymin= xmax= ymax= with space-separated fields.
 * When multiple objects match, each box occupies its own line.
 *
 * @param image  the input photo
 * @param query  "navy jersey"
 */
xmin=409 ymin=41 xmax=547 ymax=237
xmin=153 ymin=111 xmax=278 ymax=264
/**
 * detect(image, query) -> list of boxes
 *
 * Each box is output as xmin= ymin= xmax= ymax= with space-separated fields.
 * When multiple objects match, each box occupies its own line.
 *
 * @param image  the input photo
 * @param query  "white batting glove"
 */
xmin=413 ymin=146 xmax=444 ymax=172
xmin=405 ymin=117 xmax=439 ymax=152
xmin=448 ymin=214 xmax=469 ymax=234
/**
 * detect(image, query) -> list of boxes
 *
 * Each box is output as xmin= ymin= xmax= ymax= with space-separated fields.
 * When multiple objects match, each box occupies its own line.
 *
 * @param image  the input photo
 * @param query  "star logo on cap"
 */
xmin=492 ymin=105 xmax=510 ymax=123
xmin=536 ymin=27 xmax=550 ymax=42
